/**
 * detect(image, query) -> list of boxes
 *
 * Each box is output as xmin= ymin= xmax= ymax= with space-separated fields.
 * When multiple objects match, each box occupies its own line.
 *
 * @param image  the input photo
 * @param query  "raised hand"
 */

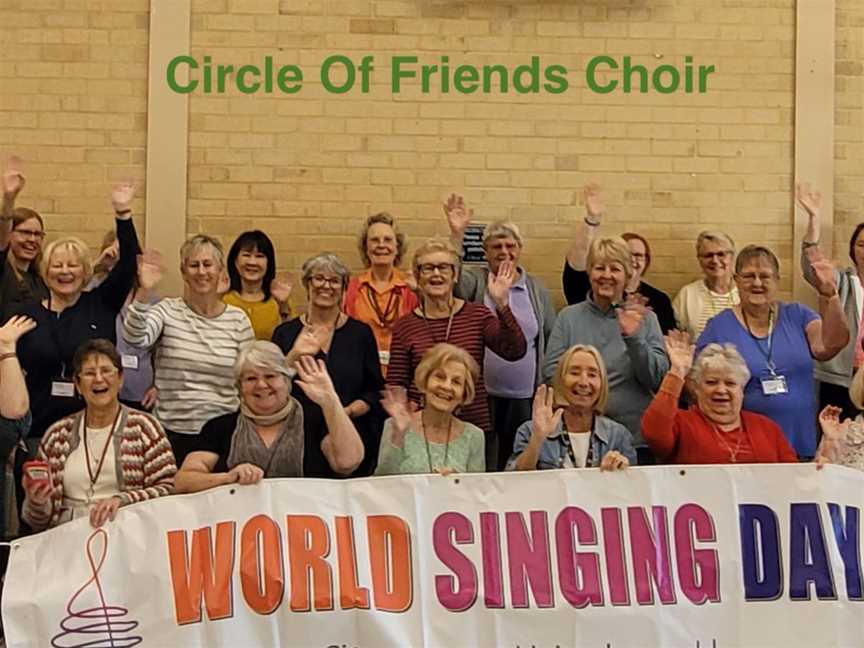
xmin=442 ymin=193 xmax=473 ymax=237
xmin=94 ymin=239 xmax=119 ymax=272
xmin=531 ymin=385 xmax=563 ymax=441
xmin=796 ymin=182 xmax=822 ymax=218
xmin=818 ymin=405 xmax=848 ymax=441
xmin=810 ymin=259 xmax=838 ymax=297
xmin=294 ymin=356 xmax=339 ymax=406
xmin=616 ymin=293 xmax=648 ymax=337
xmin=137 ymin=249 xmax=163 ymax=291
xmin=227 ymin=462 xmax=265 ymax=485
xmin=487 ymin=260 xmax=515 ymax=308
xmin=270 ymin=275 xmax=293 ymax=305
xmin=0 ymin=315 xmax=37 ymax=351
xmin=664 ymin=329 xmax=695 ymax=378
xmin=217 ymin=270 xmax=230 ymax=295
xmin=583 ymin=182 xmax=604 ymax=221
xmin=290 ymin=324 xmax=326 ymax=359
xmin=2 ymin=156 xmax=25 ymax=199
xmin=111 ymin=182 xmax=136 ymax=213
xmin=599 ymin=450 xmax=629 ymax=471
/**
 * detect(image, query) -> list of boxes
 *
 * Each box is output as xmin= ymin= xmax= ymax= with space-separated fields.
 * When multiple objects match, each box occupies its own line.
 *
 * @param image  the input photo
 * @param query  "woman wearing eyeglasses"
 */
xmin=272 ymin=253 xmax=382 ymax=477
xmin=673 ymin=231 xmax=740 ymax=339
xmin=387 ymin=239 xmax=527 ymax=469
xmin=696 ymin=245 xmax=848 ymax=459
xmin=0 ymin=160 xmax=48 ymax=321
xmin=22 ymin=339 xmax=176 ymax=531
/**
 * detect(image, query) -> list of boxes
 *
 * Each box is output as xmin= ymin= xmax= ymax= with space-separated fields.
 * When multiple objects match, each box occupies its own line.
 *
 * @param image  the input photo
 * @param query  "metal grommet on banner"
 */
xmin=453 ymin=478 xmax=460 ymax=485
xmin=229 ymin=488 xmax=236 ymax=495
xmin=679 ymin=469 xmax=687 ymax=476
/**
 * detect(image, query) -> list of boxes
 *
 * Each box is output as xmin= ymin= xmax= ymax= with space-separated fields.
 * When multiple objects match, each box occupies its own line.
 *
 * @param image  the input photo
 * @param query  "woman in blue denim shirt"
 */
xmin=508 ymin=344 xmax=636 ymax=470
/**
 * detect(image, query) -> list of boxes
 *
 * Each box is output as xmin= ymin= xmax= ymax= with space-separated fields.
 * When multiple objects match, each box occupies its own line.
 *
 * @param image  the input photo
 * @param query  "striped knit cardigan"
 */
xmin=23 ymin=405 xmax=177 ymax=531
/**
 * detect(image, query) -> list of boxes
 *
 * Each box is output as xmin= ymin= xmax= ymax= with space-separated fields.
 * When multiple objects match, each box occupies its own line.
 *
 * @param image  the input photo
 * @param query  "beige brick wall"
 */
xmin=2 ymin=0 xmax=860 ymax=309
xmin=0 ymin=0 xmax=149 ymax=250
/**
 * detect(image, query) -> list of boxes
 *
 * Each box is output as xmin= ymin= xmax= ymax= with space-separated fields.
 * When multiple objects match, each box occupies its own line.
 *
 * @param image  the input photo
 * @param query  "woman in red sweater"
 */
xmin=642 ymin=331 xmax=797 ymax=464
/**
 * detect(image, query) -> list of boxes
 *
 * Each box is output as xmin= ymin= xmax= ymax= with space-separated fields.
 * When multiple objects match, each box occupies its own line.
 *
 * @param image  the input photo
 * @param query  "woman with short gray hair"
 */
xmin=642 ymin=332 xmax=797 ymax=464
xmin=443 ymin=194 xmax=556 ymax=470
xmin=175 ymin=343 xmax=364 ymax=493
xmin=672 ymin=230 xmax=739 ymax=339
xmin=272 ymin=253 xmax=383 ymax=477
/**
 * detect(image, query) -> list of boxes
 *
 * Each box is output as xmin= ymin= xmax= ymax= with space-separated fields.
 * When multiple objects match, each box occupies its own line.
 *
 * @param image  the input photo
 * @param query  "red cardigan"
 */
xmin=642 ymin=374 xmax=798 ymax=464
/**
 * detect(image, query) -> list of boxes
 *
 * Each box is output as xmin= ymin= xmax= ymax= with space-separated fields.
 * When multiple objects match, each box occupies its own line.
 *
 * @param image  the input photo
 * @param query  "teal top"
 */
xmin=375 ymin=417 xmax=486 ymax=475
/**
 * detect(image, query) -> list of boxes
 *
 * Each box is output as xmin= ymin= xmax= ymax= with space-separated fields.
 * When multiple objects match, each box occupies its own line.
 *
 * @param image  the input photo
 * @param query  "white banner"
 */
xmin=3 ymin=465 xmax=863 ymax=647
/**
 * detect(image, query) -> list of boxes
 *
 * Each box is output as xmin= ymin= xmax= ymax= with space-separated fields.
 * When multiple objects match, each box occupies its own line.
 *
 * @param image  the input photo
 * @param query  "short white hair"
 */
xmin=690 ymin=343 xmax=750 ymax=386
xmin=482 ymin=220 xmax=523 ymax=248
xmin=234 ymin=341 xmax=294 ymax=384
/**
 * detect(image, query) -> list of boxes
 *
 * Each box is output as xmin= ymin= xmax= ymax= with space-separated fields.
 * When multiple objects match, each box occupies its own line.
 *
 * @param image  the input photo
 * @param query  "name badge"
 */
xmin=379 ymin=350 xmax=391 ymax=366
xmin=51 ymin=381 xmax=75 ymax=398
xmin=121 ymin=354 xmax=139 ymax=370
xmin=760 ymin=375 xmax=788 ymax=396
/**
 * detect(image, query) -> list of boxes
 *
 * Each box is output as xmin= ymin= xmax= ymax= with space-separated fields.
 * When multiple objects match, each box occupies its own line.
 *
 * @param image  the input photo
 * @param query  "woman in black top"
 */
xmin=14 ymin=183 xmax=140 ymax=439
xmin=0 ymin=163 xmax=48 ymax=320
xmin=563 ymin=183 xmax=675 ymax=333
xmin=272 ymin=253 xmax=383 ymax=477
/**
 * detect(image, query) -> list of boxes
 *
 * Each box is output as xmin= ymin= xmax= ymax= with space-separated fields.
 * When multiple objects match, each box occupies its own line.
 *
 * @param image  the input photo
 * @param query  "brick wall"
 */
xmin=1 ymin=0 xmax=860 ymax=308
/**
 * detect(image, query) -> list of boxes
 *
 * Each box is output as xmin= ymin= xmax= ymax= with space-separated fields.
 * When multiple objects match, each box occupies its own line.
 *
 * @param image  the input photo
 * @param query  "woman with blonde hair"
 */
xmin=509 ymin=344 xmax=634 ymax=471
xmin=376 ymin=343 xmax=485 ymax=475
xmin=15 ymin=183 xmax=140 ymax=441
xmin=543 ymin=236 xmax=668 ymax=464
xmin=344 ymin=213 xmax=418 ymax=375
xmin=387 ymin=238 xmax=527 ymax=470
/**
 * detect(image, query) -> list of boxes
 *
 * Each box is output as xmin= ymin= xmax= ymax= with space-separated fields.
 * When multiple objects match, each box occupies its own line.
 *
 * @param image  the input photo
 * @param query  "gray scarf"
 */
xmin=227 ymin=398 xmax=304 ymax=477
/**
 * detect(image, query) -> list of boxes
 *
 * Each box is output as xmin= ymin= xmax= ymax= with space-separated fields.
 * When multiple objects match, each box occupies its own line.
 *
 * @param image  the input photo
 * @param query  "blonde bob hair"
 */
xmin=586 ymin=237 xmax=633 ymax=284
xmin=552 ymin=344 xmax=609 ymax=414
xmin=411 ymin=238 xmax=461 ymax=278
xmin=414 ymin=343 xmax=479 ymax=406
xmin=40 ymin=236 xmax=93 ymax=285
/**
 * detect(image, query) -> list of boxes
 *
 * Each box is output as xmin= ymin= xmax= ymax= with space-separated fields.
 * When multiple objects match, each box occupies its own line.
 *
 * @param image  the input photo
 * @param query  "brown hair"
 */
xmin=72 ymin=339 xmax=123 ymax=378
xmin=357 ymin=212 xmax=407 ymax=268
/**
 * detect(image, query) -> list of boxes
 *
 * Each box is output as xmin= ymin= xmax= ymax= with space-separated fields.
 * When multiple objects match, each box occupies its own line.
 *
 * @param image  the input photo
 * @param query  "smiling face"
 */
xmin=366 ymin=222 xmax=398 ymax=268
xmin=75 ymin=353 xmax=122 ymax=410
xmin=484 ymin=235 xmax=521 ymax=275
xmin=416 ymin=251 xmax=458 ymax=301
xmin=627 ymin=238 xmax=648 ymax=281
xmin=695 ymin=367 xmax=744 ymax=426
xmin=588 ymin=259 xmax=627 ymax=305
xmin=9 ymin=216 xmax=45 ymax=264
xmin=236 ymin=246 xmax=268 ymax=285
xmin=698 ymin=240 xmax=733 ymax=282
xmin=45 ymin=246 xmax=87 ymax=298
xmin=560 ymin=351 xmax=603 ymax=411
xmin=182 ymin=246 xmax=222 ymax=297
xmin=422 ymin=360 xmax=468 ymax=414
xmin=239 ymin=365 xmax=290 ymax=416
xmin=735 ymin=256 xmax=778 ymax=310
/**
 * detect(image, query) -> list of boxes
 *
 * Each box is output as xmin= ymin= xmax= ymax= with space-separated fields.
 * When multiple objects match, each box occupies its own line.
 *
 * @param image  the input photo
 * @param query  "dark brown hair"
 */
xmin=72 ymin=339 xmax=122 ymax=378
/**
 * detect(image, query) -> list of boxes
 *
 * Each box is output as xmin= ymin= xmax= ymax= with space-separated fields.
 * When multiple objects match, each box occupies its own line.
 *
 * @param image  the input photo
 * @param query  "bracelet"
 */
xmin=802 ymin=240 xmax=819 ymax=249
xmin=584 ymin=217 xmax=600 ymax=227
xmin=114 ymin=209 xmax=132 ymax=216
xmin=0 ymin=352 xmax=16 ymax=363
xmin=819 ymin=291 xmax=838 ymax=299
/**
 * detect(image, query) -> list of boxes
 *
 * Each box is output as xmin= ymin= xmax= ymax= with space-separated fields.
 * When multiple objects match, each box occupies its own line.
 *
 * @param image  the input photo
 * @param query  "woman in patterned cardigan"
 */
xmin=22 ymin=339 xmax=176 ymax=531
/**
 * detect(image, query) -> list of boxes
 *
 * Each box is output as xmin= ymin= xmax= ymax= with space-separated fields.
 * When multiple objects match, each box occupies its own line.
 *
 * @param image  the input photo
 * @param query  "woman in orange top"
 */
xmin=642 ymin=331 xmax=797 ymax=464
xmin=344 ymin=213 xmax=418 ymax=375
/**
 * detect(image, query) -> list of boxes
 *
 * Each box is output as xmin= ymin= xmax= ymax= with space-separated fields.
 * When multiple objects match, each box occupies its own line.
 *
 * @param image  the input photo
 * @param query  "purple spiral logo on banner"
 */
xmin=51 ymin=529 xmax=142 ymax=648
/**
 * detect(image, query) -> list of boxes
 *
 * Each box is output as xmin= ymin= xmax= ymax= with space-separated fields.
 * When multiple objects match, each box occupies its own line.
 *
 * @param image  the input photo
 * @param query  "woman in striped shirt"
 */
xmin=122 ymin=236 xmax=254 ymax=467
xmin=387 ymin=239 xmax=527 ymax=470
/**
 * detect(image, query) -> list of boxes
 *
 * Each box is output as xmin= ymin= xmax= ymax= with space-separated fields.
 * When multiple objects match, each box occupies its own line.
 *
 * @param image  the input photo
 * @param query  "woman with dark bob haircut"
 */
xmin=223 ymin=230 xmax=293 ymax=341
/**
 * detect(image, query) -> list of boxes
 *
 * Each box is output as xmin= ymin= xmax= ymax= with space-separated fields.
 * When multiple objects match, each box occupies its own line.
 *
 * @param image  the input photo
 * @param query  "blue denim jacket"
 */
xmin=506 ymin=414 xmax=637 ymax=470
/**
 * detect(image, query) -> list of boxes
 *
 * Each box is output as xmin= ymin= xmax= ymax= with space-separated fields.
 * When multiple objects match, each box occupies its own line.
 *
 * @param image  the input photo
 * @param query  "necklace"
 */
xmin=420 ymin=412 xmax=453 ymax=474
xmin=364 ymin=283 xmax=401 ymax=329
xmin=420 ymin=298 xmax=456 ymax=345
xmin=708 ymin=420 xmax=744 ymax=463
xmin=82 ymin=407 xmax=122 ymax=502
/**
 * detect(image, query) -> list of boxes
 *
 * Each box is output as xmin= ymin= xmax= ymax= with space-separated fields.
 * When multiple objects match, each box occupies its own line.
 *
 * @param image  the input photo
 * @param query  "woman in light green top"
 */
xmin=376 ymin=343 xmax=485 ymax=475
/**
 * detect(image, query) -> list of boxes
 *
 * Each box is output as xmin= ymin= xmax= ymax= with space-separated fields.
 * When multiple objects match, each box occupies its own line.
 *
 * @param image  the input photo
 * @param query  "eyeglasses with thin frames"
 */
xmin=417 ymin=263 xmax=455 ymax=276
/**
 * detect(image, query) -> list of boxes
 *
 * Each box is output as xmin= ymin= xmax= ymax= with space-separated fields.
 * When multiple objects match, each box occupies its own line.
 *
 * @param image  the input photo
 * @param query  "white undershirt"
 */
xmin=62 ymin=422 xmax=120 ymax=520
xmin=566 ymin=432 xmax=591 ymax=468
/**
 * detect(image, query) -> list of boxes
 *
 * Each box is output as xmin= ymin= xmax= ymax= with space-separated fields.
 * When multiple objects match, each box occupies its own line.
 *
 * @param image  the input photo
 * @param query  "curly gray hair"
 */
xmin=690 ymin=343 xmax=751 ymax=386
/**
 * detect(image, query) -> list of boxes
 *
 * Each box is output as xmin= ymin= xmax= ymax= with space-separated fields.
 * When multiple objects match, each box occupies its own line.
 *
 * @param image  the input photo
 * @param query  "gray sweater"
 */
xmin=541 ymin=299 xmax=669 ymax=447
xmin=800 ymin=247 xmax=859 ymax=386
xmin=455 ymin=265 xmax=557 ymax=389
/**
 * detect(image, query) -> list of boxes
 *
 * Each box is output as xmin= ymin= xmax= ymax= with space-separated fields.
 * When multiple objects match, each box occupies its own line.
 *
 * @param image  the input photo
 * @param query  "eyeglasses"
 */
xmin=699 ymin=251 xmax=732 ymax=261
xmin=417 ymin=263 xmax=455 ymax=276
xmin=79 ymin=367 xmax=119 ymax=380
xmin=240 ymin=373 xmax=284 ymax=387
xmin=736 ymin=272 xmax=775 ymax=284
xmin=13 ymin=228 xmax=45 ymax=240
xmin=630 ymin=253 xmax=647 ymax=260
xmin=310 ymin=275 xmax=342 ymax=288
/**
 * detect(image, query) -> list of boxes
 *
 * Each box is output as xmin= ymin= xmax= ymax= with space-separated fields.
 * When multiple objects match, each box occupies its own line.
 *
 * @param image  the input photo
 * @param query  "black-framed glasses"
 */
xmin=417 ymin=263 xmax=455 ymax=276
